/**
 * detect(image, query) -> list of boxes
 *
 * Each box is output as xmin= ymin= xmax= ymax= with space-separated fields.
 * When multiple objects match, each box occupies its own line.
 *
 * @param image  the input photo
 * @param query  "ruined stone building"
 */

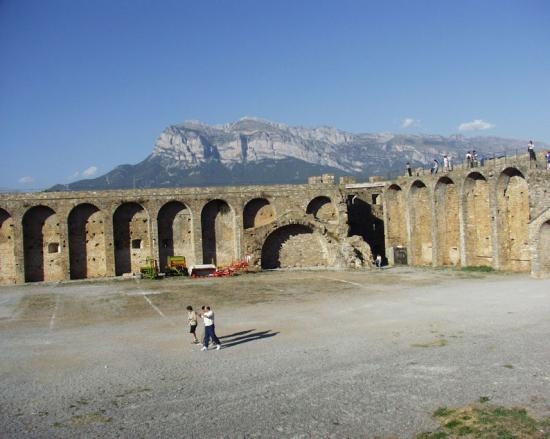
xmin=1 ymin=155 xmax=549 ymax=284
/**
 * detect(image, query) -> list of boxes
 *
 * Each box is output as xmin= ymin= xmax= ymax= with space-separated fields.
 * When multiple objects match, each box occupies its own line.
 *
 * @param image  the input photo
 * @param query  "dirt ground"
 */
xmin=1 ymin=267 xmax=550 ymax=438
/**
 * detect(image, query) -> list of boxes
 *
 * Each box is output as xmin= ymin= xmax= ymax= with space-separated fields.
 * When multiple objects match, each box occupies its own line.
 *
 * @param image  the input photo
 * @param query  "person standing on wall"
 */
xmin=406 ymin=162 xmax=412 ymax=177
xmin=200 ymin=305 xmax=221 ymax=351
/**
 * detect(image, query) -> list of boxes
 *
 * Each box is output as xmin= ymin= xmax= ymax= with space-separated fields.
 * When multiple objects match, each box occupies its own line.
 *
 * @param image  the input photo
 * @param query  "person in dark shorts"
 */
xmin=186 ymin=305 xmax=199 ymax=344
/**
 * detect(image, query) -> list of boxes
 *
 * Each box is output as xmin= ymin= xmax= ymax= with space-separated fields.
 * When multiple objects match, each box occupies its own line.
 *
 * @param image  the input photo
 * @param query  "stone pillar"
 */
xmin=490 ymin=177 xmax=501 ymax=270
xmin=58 ymin=215 xmax=71 ymax=281
xmin=103 ymin=205 xmax=116 ymax=277
xmin=233 ymin=201 xmax=244 ymax=261
xmin=190 ymin=201 xmax=203 ymax=265
xmin=148 ymin=203 xmax=160 ymax=267
xmin=12 ymin=212 xmax=25 ymax=284
xmin=381 ymin=188 xmax=392 ymax=265
xmin=458 ymin=179 xmax=468 ymax=267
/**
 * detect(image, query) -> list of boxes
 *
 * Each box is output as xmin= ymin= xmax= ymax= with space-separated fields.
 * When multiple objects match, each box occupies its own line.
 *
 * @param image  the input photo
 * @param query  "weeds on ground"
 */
xmin=417 ymin=403 xmax=550 ymax=438
xmin=460 ymin=266 xmax=495 ymax=273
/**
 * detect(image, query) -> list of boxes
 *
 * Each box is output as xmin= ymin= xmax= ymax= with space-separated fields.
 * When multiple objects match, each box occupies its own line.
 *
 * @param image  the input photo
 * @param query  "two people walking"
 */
xmin=186 ymin=305 xmax=221 ymax=351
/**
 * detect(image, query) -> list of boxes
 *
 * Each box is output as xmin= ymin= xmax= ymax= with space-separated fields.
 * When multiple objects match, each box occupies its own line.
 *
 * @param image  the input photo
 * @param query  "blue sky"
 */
xmin=1 ymin=0 xmax=549 ymax=190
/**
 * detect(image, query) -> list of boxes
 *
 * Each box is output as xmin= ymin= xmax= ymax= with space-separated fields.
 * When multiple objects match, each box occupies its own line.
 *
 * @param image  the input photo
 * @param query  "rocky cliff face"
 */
xmin=50 ymin=117 xmax=543 ymax=191
xmin=152 ymin=118 xmax=355 ymax=172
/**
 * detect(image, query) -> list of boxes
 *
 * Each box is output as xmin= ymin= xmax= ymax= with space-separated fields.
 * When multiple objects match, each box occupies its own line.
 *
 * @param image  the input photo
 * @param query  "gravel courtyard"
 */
xmin=1 ymin=267 xmax=550 ymax=438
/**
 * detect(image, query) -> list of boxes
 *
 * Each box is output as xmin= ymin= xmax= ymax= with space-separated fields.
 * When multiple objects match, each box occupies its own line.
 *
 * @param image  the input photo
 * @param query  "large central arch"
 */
xmin=261 ymin=223 xmax=327 ymax=269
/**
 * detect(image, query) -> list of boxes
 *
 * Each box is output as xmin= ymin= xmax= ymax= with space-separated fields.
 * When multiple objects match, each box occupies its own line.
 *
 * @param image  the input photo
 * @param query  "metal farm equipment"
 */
xmin=140 ymin=258 xmax=159 ymax=279
xmin=165 ymin=255 xmax=188 ymax=276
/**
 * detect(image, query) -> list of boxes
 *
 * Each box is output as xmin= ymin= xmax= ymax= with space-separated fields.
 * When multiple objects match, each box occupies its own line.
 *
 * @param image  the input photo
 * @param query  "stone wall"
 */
xmin=386 ymin=154 xmax=550 ymax=277
xmin=0 ymin=182 xmax=361 ymax=284
xmin=1 ymin=153 xmax=549 ymax=284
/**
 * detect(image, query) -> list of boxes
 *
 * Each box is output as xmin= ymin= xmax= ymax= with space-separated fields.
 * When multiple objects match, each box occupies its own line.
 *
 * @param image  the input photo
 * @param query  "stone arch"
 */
xmin=434 ymin=177 xmax=460 ymax=266
xmin=201 ymin=199 xmax=235 ymax=266
xmin=386 ymin=184 xmax=406 ymax=249
xmin=0 ymin=208 xmax=16 ymax=284
xmin=113 ymin=202 xmax=150 ymax=276
xmin=496 ymin=168 xmax=530 ymax=271
xmin=23 ymin=205 xmax=63 ymax=282
xmin=409 ymin=180 xmax=432 ymax=265
xmin=261 ymin=223 xmax=328 ymax=269
xmin=306 ymin=196 xmax=337 ymax=222
xmin=243 ymin=198 xmax=275 ymax=229
xmin=346 ymin=194 xmax=385 ymax=259
xmin=68 ymin=203 xmax=106 ymax=280
xmin=538 ymin=220 xmax=550 ymax=276
xmin=463 ymin=172 xmax=492 ymax=267
xmin=157 ymin=201 xmax=193 ymax=269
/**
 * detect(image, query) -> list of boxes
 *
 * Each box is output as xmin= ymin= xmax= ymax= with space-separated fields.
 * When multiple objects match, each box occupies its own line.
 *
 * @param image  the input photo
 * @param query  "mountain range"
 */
xmin=49 ymin=117 xmax=543 ymax=191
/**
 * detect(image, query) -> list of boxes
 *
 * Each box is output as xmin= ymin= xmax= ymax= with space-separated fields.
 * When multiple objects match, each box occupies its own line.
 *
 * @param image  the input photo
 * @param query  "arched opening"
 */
xmin=261 ymin=224 xmax=326 ymax=269
xmin=434 ymin=177 xmax=460 ymax=266
xmin=68 ymin=203 xmax=106 ymax=279
xmin=0 ymin=208 xmax=16 ymax=284
xmin=158 ymin=201 xmax=193 ymax=270
xmin=386 ymin=185 xmax=406 ymax=248
xmin=113 ymin=203 xmax=149 ymax=276
xmin=201 ymin=199 xmax=235 ymax=266
xmin=409 ymin=181 xmax=432 ymax=265
xmin=497 ymin=168 xmax=529 ymax=271
xmin=243 ymin=198 xmax=275 ymax=229
xmin=538 ymin=220 xmax=550 ymax=276
xmin=23 ymin=205 xmax=63 ymax=282
xmin=346 ymin=195 xmax=385 ymax=260
xmin=306 ymin=196 xmax=337 ymax=222
xmin=463 ymin=172 xmax=492 ymax=267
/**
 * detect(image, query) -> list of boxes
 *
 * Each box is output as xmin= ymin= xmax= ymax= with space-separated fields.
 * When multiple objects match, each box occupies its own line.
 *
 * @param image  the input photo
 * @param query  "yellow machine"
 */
xmin=166 ymin=255 xmax=188 ymax=276
xmin=140 ymin=257 xmax=159 ymax=279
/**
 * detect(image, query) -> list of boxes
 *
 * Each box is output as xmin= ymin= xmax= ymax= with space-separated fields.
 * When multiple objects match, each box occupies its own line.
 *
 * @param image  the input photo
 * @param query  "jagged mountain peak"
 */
xmin=49 ymin=117 xmax=548 ymax=192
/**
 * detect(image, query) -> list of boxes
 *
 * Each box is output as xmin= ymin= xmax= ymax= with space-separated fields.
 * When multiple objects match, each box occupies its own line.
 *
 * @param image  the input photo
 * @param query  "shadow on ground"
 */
xmin=219 ymin=329 xmax=278 ymax=349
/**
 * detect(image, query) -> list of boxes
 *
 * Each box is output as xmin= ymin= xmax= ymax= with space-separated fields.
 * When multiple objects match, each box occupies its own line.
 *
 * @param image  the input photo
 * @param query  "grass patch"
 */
xmin=54 ymin=410 xmax=112 ymax=428
xmin=460 ymin=265 xmax=494 ymax=272
xmin=417 ymin=404 xmax=550 ymax=438
xmin=115 ymin=387 xmax=152 ymax=398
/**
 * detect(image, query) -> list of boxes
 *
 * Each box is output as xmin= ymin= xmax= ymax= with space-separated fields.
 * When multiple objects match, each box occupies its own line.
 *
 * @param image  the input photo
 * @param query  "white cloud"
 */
xmin=402 ymin=118 xmax=416 ymax=128
xmin=69 ymin=166 xmax=99 ymax=181
xmin=82 ymin=166 xmax=98 ymax=177
xmin=401 ymin=117 xmax=420 ymax=128
xmin=458 ymin=119 xmax=495 ymax=131
xmin=19 ymin=176 xmax=35 ymax=184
